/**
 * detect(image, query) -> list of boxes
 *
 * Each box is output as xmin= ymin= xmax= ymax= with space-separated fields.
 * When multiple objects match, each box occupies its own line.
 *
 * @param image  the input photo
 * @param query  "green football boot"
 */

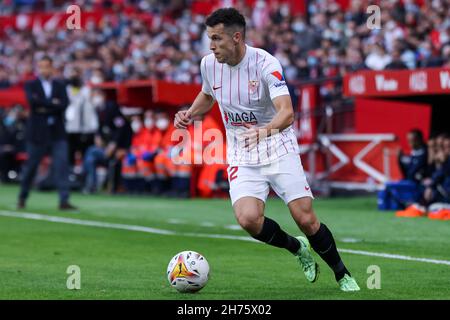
xmin=338 ymin=274 xmax=360 ymax=292
xmin=295 ymin=236 xmax=319 ymax=283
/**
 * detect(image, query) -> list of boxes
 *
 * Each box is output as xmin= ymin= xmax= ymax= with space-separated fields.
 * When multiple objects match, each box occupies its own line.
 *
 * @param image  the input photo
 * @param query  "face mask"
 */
xmin=113 ymin=64 xmax=124 ymax=75
xmin=345 ymin=29 xmax=354 ymax=38
xmin=307 ymin=56 xmax=318 ymax=66
xmin=419 ymin=47 xmax=431 ymax=58
xmin=3 ymin=116 xmax=15 ymax=127
xmin=329 ymin=55 xmax=338 ymax=65
xmin=144 ymin=118 xmax=154 ymax=129
xmin=386 ymin=21 xmax=396 ymax=30
xmin=91 ymin=76 xmax=103 ymax=84
xmin=131 ymin=121 xmax=142 ymax=133
xmin=323 ymin=29 xmax=333 ymax=39
xmin=156 ymin=118 xmax=169 ymax=130
xmin=280 ymin=4 xmax=289 ymax=17
xmin=255 ymin=0 xmax=265 ymax=9
xmin=292 ymin=22 xmax=306 ymax=32
xmin=180 ymin=41 xmax=190 ymax=53
xmin=330 ymin=19 xmax=342 ymax=30
xmin=92 ymin=95 xmax=104 ymax=107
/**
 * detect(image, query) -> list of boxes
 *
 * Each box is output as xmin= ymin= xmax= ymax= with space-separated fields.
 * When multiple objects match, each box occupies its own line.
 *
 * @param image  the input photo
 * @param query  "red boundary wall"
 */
xmin=1 ymin=67 xmax=445 ymax=190
xmin=344 ymin=67 xmax=450 ymax=97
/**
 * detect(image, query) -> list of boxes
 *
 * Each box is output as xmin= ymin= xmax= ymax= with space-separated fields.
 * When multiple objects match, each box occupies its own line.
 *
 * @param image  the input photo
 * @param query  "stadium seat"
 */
xmin=378 ymin=180 xmax=422 ymax=210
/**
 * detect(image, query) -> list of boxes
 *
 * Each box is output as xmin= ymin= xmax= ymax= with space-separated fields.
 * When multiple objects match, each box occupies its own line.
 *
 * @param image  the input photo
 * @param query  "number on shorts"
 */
xmin=229 ymin=166 xmax=238 ymax=182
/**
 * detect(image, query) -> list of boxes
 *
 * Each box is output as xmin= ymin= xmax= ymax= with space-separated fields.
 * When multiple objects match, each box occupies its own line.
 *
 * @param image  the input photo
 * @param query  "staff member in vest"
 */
xmin=17 ymin=55 xmax=77 ymax=211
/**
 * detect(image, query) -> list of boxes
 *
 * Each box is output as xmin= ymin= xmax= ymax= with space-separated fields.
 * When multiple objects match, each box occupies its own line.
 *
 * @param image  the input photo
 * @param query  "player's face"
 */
xmin=37 ymin=59 xmax=53 ymax=79
xmin=207 ymin=24 xmax=239 ymax=64
xmin=407 ymin=133 xmax=420 ymax=149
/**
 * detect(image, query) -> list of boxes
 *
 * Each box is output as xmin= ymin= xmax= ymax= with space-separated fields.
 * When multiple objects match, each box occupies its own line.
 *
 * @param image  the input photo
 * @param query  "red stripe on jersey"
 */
xmin=282 ymin=131 xmax=295 ymax=151
xmin=238 ymin=68 xmax=240 ymax=104
xmin=220 ymin=64 xmax=223 ymax=106
xmin=203 ymin=57 xmax=208 ymax=85
xmin=259 ymin=55 xmax=266 ymax=102
xmin=247 ymin=59 xmax=250 ymax=105
xmin=256 ymin=137 xmax=260 ymax=163
xmin=229 ymin=68 xmax=232 ymax=105
xmin=261 ymin=55 xmax=267 ymax=68
xmin=272 ymin=136 xmax=278 ymax=158
xmin=280 ymin=132 xmax=288 ymax=153
xmin=213 ymin=58 xmax=216 ymax=87
xmin=290 ymin=139 xmax=295 ymax=150
xmin=234 ymin=132 xmax=237 ymax=159
xmin=255 ymin=52 xmax=259 ymax=102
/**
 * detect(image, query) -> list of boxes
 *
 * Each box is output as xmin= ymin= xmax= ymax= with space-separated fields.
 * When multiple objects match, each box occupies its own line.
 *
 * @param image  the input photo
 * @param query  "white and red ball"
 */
xmin=167 ymin=251 xmax=210 ymax=293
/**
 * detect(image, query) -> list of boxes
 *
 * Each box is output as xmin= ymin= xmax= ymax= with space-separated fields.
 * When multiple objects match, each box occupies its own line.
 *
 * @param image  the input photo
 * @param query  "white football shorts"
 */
xmin=227 ymin=152 xmax=314 ymax=206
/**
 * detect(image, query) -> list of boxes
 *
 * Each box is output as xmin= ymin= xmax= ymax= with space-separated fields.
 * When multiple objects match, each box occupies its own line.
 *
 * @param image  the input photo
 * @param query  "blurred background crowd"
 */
xmin=0 ymin=0 xmax=449 ymax=204
xmin=0 ymin=0 xmax=450 ymax=89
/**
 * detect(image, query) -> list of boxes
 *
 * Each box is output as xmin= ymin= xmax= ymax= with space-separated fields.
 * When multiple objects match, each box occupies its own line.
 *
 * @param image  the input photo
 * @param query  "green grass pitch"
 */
xmin=0 ymin=184 xmax=449 ymax=300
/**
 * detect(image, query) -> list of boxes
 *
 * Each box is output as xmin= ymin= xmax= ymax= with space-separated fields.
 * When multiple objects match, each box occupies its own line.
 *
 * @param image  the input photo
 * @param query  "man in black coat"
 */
xmin=398 ymin=129 xmax=428 ymax=183
xmin=17 ymin=55 xmax=77 ymax=210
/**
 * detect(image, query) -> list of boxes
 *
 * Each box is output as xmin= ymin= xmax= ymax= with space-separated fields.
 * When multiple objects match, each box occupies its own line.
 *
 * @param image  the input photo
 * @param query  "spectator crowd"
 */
xmin=0 ymin=84 xmax=229 ymax=199
xmin=0 ymin=0 xmax=450 ymax=89
xmin=386 ymin=129 xmax=450 ymax=220
xmin=1 ymin=0 xmax=450 ymax=201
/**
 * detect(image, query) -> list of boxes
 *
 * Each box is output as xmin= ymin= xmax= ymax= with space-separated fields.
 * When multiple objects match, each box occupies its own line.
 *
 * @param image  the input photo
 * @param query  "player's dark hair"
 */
xmin=39 ymin=55 xmax=53 ymax=64
xmin=205 ymin=8 xmax=246 ymax=38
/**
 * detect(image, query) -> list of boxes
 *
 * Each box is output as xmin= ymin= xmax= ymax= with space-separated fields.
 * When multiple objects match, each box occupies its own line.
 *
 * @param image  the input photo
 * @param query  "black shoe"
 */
xmin=17 ymin=199 xmax=26 ymax=210
xmin=59 ymin=202 xmax=79 ymax=211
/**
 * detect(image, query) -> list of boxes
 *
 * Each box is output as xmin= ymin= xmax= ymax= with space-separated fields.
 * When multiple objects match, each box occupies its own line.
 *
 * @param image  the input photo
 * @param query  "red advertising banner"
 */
xmin=0 ymin=86 xmax=27 ymax=107
xmin=297 ymin=85 xmax=317 ymax=144
xmin=191 ymin=0 xmax=306 ymax=16
xmin=0 ymin=9 xmax=151 ymax=35
xmin=344 ymin=67 xmax=450 ymax=97
xmin=0 ymin=11 xmax=105 ymax=32
xmin=355 ymin=98 xmax=431 ymax=150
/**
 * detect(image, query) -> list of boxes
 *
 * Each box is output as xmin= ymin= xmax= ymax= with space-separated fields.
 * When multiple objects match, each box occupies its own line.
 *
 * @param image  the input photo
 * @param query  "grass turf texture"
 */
xmin=0 ymin=184 xmax=449 ymax=300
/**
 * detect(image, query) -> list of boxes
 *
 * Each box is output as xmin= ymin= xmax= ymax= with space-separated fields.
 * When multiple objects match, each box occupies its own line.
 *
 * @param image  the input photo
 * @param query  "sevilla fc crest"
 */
xmin=248 ymin=80 xmax=259 ymax=94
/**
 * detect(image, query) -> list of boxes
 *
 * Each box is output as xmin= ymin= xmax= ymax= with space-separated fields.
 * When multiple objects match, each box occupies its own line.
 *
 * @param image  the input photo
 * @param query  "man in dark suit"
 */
xmin=17 ymin=55 xmax=77 ymax=210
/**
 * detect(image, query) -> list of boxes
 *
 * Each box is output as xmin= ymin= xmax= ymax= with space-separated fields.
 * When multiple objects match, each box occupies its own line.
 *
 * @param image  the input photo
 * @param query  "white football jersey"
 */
xmin=200 ymin=44 xmax=299 ymax=166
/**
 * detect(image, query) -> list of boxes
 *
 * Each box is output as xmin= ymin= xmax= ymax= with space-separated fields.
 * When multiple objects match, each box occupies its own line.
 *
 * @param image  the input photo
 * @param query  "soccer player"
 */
xmin=174 ymin=8 xmax=359 ymax=291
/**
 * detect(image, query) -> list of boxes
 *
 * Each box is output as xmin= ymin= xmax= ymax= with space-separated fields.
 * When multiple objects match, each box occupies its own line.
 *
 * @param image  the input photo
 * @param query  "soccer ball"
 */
xmin=167 ymin=250 xmax=210 ymax=293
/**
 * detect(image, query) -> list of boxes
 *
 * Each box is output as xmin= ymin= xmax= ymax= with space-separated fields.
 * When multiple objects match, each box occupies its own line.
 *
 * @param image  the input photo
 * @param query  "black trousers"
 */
xmin=18 ymin=139 xmax=70 ymax=204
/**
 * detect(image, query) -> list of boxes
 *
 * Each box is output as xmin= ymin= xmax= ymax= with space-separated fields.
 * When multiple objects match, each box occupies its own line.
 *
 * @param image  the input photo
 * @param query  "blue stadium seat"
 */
xmin=378 ymin=180 xmax=422 ymax=211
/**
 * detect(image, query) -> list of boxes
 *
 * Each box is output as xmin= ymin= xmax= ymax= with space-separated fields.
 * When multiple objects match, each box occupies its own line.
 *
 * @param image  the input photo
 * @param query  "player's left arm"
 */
xmin=243 ymin=95 xmax=293 ymax=148
xmin=243 ymin=57 xmax=294 ymax=146
xmin=259 ymin=94 xmax=294 ymax=135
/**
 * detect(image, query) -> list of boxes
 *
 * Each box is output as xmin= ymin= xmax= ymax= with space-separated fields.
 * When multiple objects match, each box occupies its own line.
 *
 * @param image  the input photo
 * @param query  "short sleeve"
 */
xmin=200 ymin=56 xmax=213 ymax=97
xmin=262 ymin=56 xmax=290 ymax=100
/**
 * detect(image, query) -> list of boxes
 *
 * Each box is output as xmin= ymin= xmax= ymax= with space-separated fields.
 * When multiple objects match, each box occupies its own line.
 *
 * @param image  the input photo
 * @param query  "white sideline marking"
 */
xmin=167 ymin=218 xmax=185 ymax=225
xmin=224 ymin=224 xmax=243 ymax=230
xmin=0 ymin=210 xmax=176 ymax=235
xmin=1 ymin=210 xmax=449 ymax=266
xmin=200 ymin=222 xmax=216 ymax=227
xmin=340 ymin=238 xmax=362 ymax=243
xmin=338 ymin=249 xmax=450 ymax=266
xmin=0 ymin=211 xmax=256 ymax=242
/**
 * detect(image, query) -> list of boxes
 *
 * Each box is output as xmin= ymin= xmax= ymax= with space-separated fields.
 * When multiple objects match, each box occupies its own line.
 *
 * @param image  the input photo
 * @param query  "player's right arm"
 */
xmin=174 ymin=91 xmax=215 ymax=129
xmin=174 ymin=56 xmax=215 ymax=129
